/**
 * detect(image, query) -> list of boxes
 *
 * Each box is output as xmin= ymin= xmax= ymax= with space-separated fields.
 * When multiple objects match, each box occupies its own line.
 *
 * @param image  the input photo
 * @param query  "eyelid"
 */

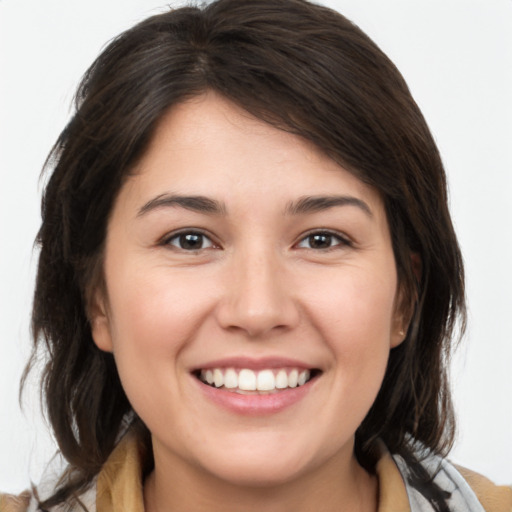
xmin=158 ymin=228 xmax=352 ymax=251
xmin=160 ymin=228 xmax=220 ymax=250
xmin=294 ymin=229 xmax=353 ymax=250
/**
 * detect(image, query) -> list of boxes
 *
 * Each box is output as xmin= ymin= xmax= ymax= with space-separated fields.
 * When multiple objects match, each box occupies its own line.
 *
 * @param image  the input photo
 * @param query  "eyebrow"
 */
xmin=137 ymin=194 xmax=227 ymax=217
xmin=137 ymin=193 xmax=372 ymax=218
xmin=285 ymin=195 xmax=373 ymax=217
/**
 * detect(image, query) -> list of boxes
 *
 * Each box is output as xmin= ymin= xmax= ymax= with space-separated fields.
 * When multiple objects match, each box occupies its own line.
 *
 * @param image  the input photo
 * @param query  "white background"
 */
xmin=1 ymin=0 xmax=511 ymax=494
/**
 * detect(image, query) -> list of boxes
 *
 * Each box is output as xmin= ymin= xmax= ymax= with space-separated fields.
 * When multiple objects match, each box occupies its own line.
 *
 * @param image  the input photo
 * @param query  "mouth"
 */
xmin=193 ymin=367 xmax=321 ymax=394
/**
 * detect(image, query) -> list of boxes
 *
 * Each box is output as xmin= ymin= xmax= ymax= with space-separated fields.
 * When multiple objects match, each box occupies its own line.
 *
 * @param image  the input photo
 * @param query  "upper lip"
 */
xmin=191 ymin=356 xmax=318 ymax=372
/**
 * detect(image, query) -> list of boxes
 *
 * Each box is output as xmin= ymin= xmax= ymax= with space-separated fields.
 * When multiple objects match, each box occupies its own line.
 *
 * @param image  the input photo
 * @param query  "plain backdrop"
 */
xmin=1 ymin=0 xmax=511 ymax=494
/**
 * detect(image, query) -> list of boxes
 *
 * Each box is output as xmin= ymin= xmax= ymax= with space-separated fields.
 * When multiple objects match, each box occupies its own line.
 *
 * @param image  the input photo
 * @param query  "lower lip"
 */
xmin=194 ymin=376 xmax=316 ymax=416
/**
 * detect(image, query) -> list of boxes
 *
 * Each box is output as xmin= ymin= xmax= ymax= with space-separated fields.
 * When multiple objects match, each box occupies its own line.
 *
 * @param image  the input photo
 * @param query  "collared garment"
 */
xmin=2 ymin=432 xmax=511 ymax=512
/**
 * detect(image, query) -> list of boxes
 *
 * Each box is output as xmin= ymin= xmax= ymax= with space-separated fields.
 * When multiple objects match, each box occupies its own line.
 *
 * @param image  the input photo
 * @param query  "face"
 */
xmin=92 ymin=93 xmax=406 ymax=487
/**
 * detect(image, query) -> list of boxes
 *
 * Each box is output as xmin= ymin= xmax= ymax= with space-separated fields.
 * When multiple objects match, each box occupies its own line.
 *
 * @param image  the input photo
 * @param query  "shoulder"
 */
xmin=0 ymin=491 xmax=31 ymax=512
xmin=387 ymin=444 xmax=512 ymax=512
xmin=455 ymin=465 xmax=512 ymax=512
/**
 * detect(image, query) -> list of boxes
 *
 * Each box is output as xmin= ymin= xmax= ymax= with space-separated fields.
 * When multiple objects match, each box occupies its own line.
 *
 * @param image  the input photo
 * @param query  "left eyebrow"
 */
xmin=285 ymin=195 xmax=373 ymax=217
xmin=137 ymin=194 xmax=227 ymax=217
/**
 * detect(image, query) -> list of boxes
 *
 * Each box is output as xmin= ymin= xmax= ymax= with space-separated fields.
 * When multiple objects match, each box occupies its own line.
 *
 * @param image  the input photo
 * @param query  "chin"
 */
xmin=184 ymin=431 xmax=337 ymax=489
xmin=200 ymin=455 xmax=312 ymax=488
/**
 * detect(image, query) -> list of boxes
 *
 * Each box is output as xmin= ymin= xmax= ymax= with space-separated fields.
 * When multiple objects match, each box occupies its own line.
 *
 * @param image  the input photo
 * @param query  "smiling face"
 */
xmin=91 ymin=92 xmax=406 ymax=493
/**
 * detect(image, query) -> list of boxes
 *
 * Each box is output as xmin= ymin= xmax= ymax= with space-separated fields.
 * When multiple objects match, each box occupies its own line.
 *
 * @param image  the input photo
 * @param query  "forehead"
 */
xmin=117 ymin=92 xmax=386 ymax=222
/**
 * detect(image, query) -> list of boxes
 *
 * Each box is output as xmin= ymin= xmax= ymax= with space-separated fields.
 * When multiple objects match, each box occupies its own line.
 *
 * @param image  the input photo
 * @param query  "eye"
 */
xmin=165 ymin=231 xmax=215 ymax=251
xmin=296 ymin=231 xmax=350 ymax=250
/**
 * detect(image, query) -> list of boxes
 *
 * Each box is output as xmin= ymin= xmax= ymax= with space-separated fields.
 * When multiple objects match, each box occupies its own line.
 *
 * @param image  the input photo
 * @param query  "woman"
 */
xmin=1 ymin=0 xmax=511 ymax=510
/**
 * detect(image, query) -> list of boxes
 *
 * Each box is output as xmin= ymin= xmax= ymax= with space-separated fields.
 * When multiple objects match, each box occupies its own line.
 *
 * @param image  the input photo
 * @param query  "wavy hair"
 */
xmin=24 ymin=0 xmax=465 ymax=510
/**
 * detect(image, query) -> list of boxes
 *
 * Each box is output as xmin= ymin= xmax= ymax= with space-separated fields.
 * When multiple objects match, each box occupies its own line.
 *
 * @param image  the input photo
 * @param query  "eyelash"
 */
xmin=295 ymin=230 xmax=352 ymax=251
xmin=162 ymin=230 xmax=217 ymax=251
xmin=161 ymin=229 xmax=352 ymax=252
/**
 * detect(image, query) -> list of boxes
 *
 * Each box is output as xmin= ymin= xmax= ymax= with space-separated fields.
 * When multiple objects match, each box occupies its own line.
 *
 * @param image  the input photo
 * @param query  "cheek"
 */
xmin=103 ymin=266 xmax=211 ymax=423
xmin=301 ymin=265 xmax=397 ymax=396
xmin=103 ymin=263 xmax=216 ymax=403
xmin=106 ymin=261 xmax=214 ymax=353
xmin=304 ymin=265 xmax=397 ymax=344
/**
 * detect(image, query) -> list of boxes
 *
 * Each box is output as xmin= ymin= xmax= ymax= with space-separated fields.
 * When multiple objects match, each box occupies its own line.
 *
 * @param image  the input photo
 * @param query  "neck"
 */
xmin=144 ymin=442 xmax=378 ymax=512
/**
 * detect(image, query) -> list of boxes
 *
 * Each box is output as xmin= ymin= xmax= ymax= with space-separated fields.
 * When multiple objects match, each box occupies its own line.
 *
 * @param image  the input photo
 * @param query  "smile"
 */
xmin=197 ymin=367 xmax=316 ymax=394
xmin=190 ymin=359 xmax=322 ymax=415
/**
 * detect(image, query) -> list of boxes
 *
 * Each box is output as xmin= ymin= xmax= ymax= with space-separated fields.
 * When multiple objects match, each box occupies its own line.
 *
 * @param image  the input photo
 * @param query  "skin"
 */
xmin=92 ymin=92 xmax=408 ymax=512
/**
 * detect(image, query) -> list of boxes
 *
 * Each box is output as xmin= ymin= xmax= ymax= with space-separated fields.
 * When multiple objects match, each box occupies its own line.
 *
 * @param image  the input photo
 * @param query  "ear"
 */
xmin=390 ymin=252 xmax=422 ymax=348
xmin=89 ymin=289 xmax=114 ymax=353
xmin=390 ymin=307 xmax=409 ymax=348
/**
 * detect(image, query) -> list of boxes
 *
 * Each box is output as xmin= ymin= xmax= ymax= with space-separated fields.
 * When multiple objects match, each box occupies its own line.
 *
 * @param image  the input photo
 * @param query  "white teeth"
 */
xmin=275 ymin=370 xmax=288 ymax=389
xmin=298 ymin=370 xmax=310 ymax=386
xmin=257 ymin=370 xmax=275 ymax=391
xmin=238 ymin=369 xmax=257 ymax=391
xmin=288 ymin=369 xmax=298 ymax=388
xmin=213 ymin=368 xmax=224 ymax=388
xmin=224 ymin=368 xmax=238 ymax=389
xmin=200 ymin=367 xmax=314 ymax=391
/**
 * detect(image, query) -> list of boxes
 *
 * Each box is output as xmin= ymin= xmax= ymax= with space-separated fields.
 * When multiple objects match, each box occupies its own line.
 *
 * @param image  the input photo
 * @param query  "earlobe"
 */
xmin=390 ymin=251 xmax=422 ymax=348
xmin=390 ymin=285 xmax=411 ymax=348
xmin=390 ymin=325 xmax=407 ymax=348
xmin=89 ymin=291 xmax=114 ymax=353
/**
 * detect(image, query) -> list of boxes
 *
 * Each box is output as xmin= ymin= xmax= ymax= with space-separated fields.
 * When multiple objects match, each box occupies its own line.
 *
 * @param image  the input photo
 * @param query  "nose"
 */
xmin=215 ymin=249 xmax=300 ymax=338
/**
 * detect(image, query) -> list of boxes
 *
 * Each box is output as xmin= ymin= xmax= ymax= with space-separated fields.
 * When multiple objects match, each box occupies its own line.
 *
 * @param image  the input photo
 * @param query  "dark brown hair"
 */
xmin=26 ymin=0 xmax=465 ymax=509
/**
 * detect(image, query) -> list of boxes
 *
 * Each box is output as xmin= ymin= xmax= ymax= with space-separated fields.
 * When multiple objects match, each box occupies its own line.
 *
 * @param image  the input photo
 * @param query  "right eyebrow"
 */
xmin=137 ymin=194 xmax=227 ymax=217
xmin=285 ymin=195 xmax=373 ymax=217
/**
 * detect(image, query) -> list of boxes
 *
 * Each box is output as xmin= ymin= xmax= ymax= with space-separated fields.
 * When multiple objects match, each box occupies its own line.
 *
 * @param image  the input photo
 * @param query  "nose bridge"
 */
xmin=217 ymin=242 xmax=298 ymax=337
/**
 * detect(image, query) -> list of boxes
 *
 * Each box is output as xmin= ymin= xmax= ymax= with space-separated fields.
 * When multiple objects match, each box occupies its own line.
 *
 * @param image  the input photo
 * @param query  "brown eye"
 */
xmin=166 ymin=232 xmax=214 ymax=251
xmin=308 ymin=234 xmax=333 ymax=249
xmin=297 ymin=231 xmax=349 ymax=250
